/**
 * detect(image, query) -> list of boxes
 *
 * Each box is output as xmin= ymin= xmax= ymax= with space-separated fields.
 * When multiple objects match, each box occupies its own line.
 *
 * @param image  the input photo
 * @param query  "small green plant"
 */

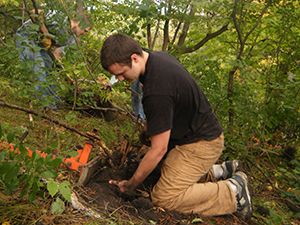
xmin=0 ymin=123 xmax=71 ymax=214
xmin=266 ymin=208 xmax=283 ymax=225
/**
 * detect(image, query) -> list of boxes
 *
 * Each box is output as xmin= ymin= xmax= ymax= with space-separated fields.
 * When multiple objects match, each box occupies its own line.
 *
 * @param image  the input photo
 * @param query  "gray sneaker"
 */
xmin=221 ymin=160 xmax=242 ymax=180
xmin=228 ymin=171 xmax=253 ymax=221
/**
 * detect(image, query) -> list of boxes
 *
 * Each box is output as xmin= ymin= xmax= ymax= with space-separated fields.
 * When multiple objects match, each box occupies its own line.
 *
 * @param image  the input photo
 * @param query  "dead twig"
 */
xmin=67 ymin=105 xmax=120 ymax=112
xmin=246 ymin=158 xmax=284 ymax=193
xmin=119 ymin=117 xmax=140 ymax=168
xmin=86 ymin=135 xmax=114 ymax=168
xmin=0 ymin=100 xmax=115 ymax=166
xmin=29 ymin=100 xmax=34 ymax=125
xmin=0 ymin=100 xmax=89 ymax=138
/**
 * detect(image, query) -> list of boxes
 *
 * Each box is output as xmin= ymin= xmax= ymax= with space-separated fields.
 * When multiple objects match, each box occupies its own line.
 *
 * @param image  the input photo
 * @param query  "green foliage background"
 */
xmin=0 ymin=0 xmax=299 ymax=224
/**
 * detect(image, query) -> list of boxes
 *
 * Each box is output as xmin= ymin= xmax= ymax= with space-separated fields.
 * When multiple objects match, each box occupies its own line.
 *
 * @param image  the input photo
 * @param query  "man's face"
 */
xmin=73 ymin=24 xmax=92 ymax=37
xmin=108 ymin=54 xmax=142 ymax=83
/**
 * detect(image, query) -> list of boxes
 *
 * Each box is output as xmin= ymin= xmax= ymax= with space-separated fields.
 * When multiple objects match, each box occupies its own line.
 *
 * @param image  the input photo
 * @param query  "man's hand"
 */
xmin=41 ymin=36 xmax=51 ymax=50
xmin=109 ymin=180 xmax=134 ymax=192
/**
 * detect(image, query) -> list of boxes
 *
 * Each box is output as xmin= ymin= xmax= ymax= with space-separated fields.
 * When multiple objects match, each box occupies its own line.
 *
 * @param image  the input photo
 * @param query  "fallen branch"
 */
xmin=67 ymin=105 xmax=120 ymax=112
xmin=0 ymin=100 xmax=91 ymax=139
xmin=71 ymin=191 xmax=102 ymax=218
xmin=65 ymin=104 xmax=136 ymax=121
xmin=0 ymin=100 xmax=114 ymax=165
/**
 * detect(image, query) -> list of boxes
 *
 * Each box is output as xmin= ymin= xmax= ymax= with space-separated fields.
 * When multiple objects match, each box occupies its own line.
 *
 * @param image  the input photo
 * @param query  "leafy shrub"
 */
xmin=0 ymin=123 xmax=71 ymax=214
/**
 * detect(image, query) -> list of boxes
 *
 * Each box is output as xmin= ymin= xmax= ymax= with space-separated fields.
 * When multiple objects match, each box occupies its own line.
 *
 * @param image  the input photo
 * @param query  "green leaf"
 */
xmin=45 ymin=154 xmax=54 ymax=164
xmin=31 ymin=151 xmax=40 ymax=161
xmin=14 ymin=16 xmax=25 ymax=20
xmin=41 ymin=170 xmax=56 ymax=179
xmin=0 ymin=162 xmax=11 ymax=174
xmin=0 ymin=123 xmax=3 ymax=139
xmin=32 ymin=46 xmax=42 ymax=52
xmin=19 ymin=144 xmax=28 ymax=156
xmin=27 ymin=23 xmax=40 ymax=31
xmin=32 ymin=177 xmax=39 ymax=191
xmin=60 ymin=83 xmax=66 ymax=91
xmin=141 ymin=5 xmax=150 ymax=11
xmin=68 ymin=43 xmax=78 ymax=50
xmin=70 ymin=11 xmax=77 ymax=16
xmin=28 ymin=190 xmax=37 ymax=202
xmin=79 ymin=20 xmax=90 ymax=30
xmin=68 ymin=151 xmax=79 ymax=158
xmin=7 ymin=131 xmax=15 ymax=143
xmin=291 ymin=160 xmax=300 ymax=167
xmin=20 ymin=183 xmax=30 ymax=198
xmin=192 ymin=218 xmax=203 ymax=223
xmin=39 ymin=189 xmax=45 ymax=199
xmin=76 ymin=14 xmax=84 ymax=21
xmin=4 ymin=166 xmax=19 ymax=183
xmin=41 ymin=33 xmax=56 ymax=39
xmin=59 ymin=181 xmax=71 ymax=202
xmin=50 ymin=158 xmax=63 ymax=167
xmin=47 ymin=181 xmax=58 ymax=197
xmin=5 ymin=181 xmax=19 ymax=194
xmin=1 ymin=123 xmax=9 ymax=129
xmin=0 ymin=152 xmax=6 ymax=161
xmin=50 ymin=140 xmax=58 ymax=149
xmin=51 ymin=197 xmax=65 ymax=215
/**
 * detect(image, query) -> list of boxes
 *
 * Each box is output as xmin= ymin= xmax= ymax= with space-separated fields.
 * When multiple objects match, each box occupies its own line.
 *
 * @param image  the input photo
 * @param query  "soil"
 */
xmin=76 ymin=140 xmax=258 ymax=225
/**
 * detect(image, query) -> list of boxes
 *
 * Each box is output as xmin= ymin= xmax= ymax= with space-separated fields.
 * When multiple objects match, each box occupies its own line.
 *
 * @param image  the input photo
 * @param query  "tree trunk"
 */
xmin=162 ymin=20 xmax=169 ymax=52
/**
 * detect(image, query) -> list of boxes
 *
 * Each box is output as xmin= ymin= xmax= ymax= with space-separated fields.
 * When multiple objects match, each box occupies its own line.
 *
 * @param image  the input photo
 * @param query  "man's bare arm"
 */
xmin=109 ymin=130 xmax=170 ymax=192
xmin=29 ymin=9 xmax=49 ymax=34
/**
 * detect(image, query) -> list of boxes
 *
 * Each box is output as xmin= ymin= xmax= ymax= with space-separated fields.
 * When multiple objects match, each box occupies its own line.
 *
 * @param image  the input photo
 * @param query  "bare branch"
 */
xmin=232 ymin=0 xmax=272 ymax=59
xmin=147 ymin=23 xmax=152 ymax=49
xmin=182 ymin=24 xmax=229 ymax=54
xmin=162 ymin=19 xmax=169 ymax=51
xmin=177 ymin=5 xmax=194 ymax=47
xmin=22 ymin=0 xmax=30 ymax=16
xmin=243 ymin=0 xmax=272 ymax=44
xmin=169 ymin=21 xmax=181 ymax=50
xmin=0 ymin=100 xmax=90 ymax=139
xmin=31 ymin=0 xmax=38 ymax=15
xmin=151 ymin=19 xmax=160 ymax=49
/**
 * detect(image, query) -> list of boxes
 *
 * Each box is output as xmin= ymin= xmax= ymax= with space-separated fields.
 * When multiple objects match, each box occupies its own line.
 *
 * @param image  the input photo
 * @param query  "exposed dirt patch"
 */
xmin=76 ymin=140 xmax=257 ymax=225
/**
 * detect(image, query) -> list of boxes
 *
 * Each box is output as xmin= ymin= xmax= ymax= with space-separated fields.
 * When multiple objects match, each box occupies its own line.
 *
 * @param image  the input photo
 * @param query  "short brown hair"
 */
xmin=100 ymin=33 xmax=143 ymax=71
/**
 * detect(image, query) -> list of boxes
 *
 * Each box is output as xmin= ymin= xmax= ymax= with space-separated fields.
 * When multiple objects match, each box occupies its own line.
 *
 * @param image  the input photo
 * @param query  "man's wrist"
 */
xmin=127 ymin=177 xmax=139 ymax=190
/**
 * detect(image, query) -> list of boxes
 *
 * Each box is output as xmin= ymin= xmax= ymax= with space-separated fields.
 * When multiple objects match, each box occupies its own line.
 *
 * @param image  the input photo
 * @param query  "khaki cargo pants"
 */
xmin=151 ymin=133 xmax=237 ymax=216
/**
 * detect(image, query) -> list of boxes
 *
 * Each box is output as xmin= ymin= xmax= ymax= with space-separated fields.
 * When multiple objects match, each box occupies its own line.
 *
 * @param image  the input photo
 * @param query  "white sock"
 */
xmin=228 ymin=181 xmax=238 ymax=195
xmin=213 ymin=164 xmax=224 ymax=180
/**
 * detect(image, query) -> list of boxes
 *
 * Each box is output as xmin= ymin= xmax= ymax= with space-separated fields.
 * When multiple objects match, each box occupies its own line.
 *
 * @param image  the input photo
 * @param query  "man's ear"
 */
xmin=131 ymin=54 xmax=139 ymax=63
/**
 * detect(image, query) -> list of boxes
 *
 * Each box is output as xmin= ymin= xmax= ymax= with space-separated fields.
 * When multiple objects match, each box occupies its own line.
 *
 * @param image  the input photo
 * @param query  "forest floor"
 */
xmin=72 ymin=140 xmax=258 ymax=225
xmin=0 ymin=83 xmax=299 ymax=225
xmin=0 ymin=109 xmax=299 ymax=225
